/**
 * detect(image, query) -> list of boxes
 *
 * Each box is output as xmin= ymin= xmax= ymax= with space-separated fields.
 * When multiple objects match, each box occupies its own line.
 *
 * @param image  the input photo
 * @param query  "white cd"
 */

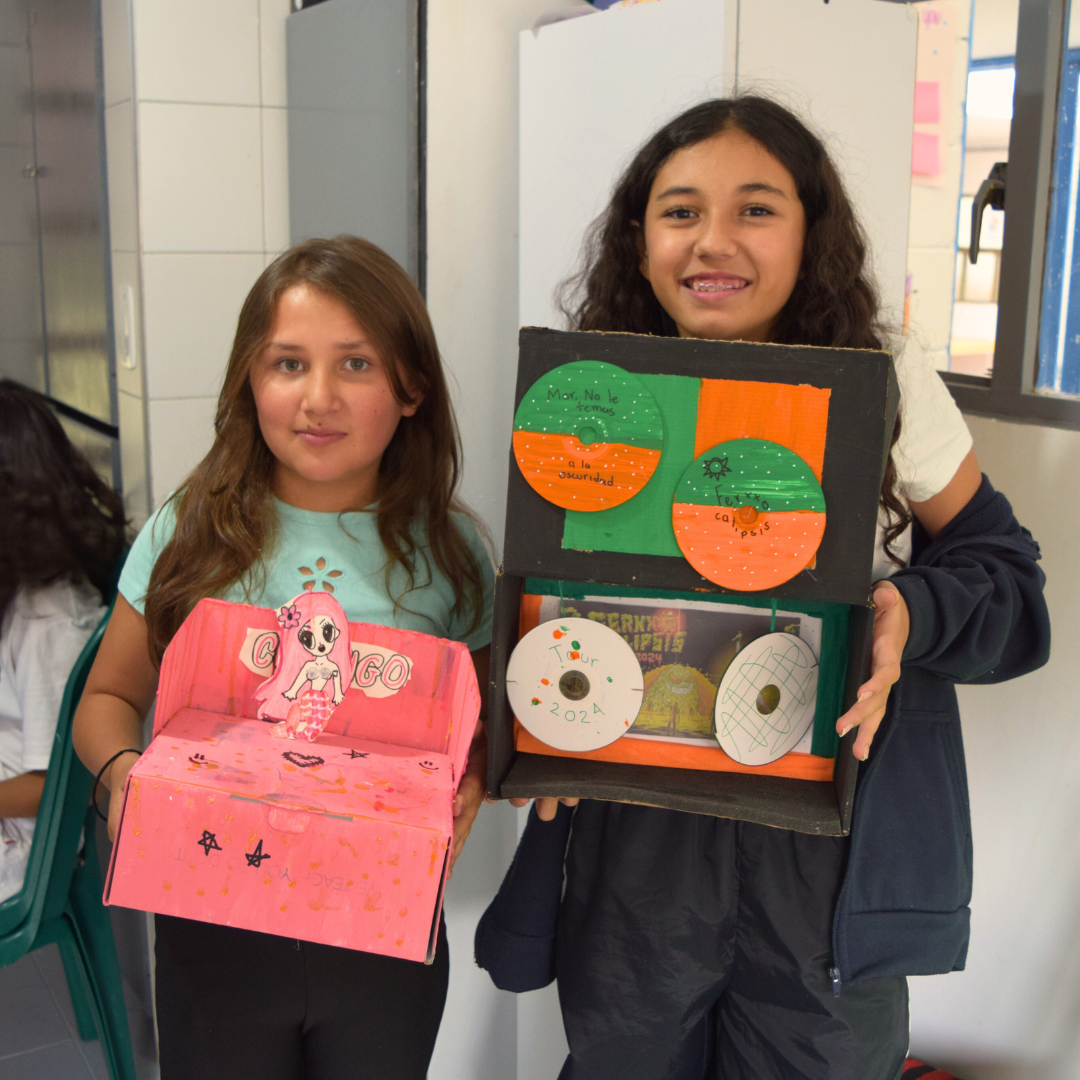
xmin=506 ymin=617 xmax=644 ymax=752
xmin=713 ymin=632 xmax=819 ymax=766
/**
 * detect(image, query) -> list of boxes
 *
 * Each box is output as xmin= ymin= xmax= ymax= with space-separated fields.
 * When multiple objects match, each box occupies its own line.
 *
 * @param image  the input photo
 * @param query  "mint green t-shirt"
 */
xmin=118 ymin=499 xmax=495 ymax=651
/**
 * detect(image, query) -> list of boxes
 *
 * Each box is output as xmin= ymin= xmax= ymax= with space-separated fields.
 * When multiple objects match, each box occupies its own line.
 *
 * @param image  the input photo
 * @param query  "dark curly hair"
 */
xmin=0 ymin=380 xmax=127 ymax=620
xmin=560 ymin=95 xmax=910 ymax=562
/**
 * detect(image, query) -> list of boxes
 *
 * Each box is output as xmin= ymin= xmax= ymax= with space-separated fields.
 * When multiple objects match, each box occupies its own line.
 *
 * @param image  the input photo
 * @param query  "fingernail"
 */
xmin=859 ymin=749 xmax=870 ymax=761
xmin=839 ymin=725 xmax=853 ymax=738
xmin=858 ymin=691 xmax=873 ymax=702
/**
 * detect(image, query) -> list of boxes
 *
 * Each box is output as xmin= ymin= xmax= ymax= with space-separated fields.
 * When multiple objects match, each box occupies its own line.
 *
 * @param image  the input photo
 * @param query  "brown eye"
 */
xmin=299 ymin=629 xmax=314 ymax=649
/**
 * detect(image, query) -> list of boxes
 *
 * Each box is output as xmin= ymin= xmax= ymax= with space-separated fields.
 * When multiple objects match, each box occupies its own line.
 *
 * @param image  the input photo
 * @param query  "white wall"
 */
xmin=103 ymin=0 xmax=291 ymax=519
xmin=427 ymin=0 xmax=581 ymax=539
xmin=425 ymin=2 xmax=582 ymax=1077
xmin=908 ymin=417 xmax=1080 ymax=1080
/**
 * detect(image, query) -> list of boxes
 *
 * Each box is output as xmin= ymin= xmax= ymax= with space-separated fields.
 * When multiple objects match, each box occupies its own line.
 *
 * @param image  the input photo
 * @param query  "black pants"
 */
xmin=155 ymin=914 xmax=449 ymax=1080
xmin=556 ymin=802 xmax=909 ymax=1080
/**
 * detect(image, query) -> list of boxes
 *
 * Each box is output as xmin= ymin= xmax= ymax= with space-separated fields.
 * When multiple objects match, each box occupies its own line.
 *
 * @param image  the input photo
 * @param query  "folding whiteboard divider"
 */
xmin=519 ymin=0 xmax=917 ymax=330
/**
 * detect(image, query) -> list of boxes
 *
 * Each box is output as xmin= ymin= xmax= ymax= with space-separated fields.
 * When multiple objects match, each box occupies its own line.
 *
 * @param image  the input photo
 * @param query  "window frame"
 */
xmin=941 ymin=0 xmax=1080 ymax=429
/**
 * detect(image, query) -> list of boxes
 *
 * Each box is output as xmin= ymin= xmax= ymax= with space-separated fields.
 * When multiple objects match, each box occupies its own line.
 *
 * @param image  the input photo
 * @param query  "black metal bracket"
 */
xmin=970 ymin=161 xmax=1007 ymax=264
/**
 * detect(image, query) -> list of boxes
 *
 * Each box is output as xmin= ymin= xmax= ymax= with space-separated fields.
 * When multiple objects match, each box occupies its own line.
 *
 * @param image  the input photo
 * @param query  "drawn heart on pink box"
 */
xmin=282 ymin=751 xmax=324 ymax=768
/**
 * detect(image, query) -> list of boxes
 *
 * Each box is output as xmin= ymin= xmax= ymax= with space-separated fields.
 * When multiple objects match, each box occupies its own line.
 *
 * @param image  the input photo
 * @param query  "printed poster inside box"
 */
xmin=533 ymin=595 xmax=821 ymax=754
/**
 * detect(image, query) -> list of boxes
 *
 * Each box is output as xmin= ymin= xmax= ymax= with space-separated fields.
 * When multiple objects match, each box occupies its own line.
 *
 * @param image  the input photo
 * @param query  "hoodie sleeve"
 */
xmin=474 ymin=802 xmax=574 ymax=992
xmin=888 ymin=475 xmax=1050 ymax=684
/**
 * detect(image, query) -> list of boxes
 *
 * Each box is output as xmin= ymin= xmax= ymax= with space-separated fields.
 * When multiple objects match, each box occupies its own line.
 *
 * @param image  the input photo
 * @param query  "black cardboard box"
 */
xmin=487 ymin=328 xmax=899 ymax=836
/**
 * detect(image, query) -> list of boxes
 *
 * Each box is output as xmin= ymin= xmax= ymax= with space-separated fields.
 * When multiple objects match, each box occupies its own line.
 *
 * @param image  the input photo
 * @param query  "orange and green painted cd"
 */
xmin=672 ymin=439 xmax=826 ymax=591
xmin=513 ymin=361 xmax=664 ymax=511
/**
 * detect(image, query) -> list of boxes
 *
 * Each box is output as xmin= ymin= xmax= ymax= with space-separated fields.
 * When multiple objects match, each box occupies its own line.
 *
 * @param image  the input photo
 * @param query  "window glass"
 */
xmin=951 ymin=58 xmax=1011 ymax=378
xmin=1037 ymin=0 xmax=1080 ymax=396
xmin=905 ymin=0 xmax=1017 ymax=378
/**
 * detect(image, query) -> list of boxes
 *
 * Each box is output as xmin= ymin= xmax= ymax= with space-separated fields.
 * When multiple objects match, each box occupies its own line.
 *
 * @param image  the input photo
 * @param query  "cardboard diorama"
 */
xmin=488 ymin=328 xmax=899 ymax=836
xmin=105 ymin=594 xmax=481 ymax=963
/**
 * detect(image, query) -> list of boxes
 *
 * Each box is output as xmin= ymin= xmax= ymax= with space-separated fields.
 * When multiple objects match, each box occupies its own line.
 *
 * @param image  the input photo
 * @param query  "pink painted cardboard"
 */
xmin=104 ymin=598 xmax=481 ymax=963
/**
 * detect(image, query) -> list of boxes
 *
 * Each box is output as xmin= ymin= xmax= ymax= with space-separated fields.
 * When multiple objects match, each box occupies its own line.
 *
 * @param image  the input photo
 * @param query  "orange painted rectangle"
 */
xmin=694 ymin=379 xmax=831 ymax=480
xmin=514 ymin=722 xmax=834 ymax=781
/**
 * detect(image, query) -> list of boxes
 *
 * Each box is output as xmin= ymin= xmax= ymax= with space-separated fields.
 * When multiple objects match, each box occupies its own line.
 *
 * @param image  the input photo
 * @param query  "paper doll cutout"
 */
xmin=240 ymin=626 xmax=413 ymax=699
xmin=253 ymin=592 xmax=354 ymax=741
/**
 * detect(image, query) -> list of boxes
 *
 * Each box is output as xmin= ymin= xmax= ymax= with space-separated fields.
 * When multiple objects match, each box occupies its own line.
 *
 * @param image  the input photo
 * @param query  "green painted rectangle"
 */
xmin=561 ymin=373 xmax=700 ymax=558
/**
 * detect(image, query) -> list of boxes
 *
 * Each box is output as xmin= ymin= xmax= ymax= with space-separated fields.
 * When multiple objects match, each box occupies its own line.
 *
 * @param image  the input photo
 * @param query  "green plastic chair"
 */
xmin=0 ymin=597 xmax=137 ymax=1080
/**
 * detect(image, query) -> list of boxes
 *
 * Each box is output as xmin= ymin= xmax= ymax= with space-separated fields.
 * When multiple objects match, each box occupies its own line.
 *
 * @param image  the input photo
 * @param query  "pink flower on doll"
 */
xmin=277 ymin=603 xmax=302 ymax=629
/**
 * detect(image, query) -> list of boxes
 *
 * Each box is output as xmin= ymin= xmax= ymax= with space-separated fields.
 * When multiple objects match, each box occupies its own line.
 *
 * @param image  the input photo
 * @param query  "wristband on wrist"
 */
xmin=92 ymin=748 xmax=142 ymax=823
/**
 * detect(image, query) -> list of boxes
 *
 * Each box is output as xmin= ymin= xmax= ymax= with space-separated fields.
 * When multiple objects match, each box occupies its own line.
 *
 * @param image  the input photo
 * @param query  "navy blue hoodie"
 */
xmin=476 ymin=476 xmax=1050 ymax=991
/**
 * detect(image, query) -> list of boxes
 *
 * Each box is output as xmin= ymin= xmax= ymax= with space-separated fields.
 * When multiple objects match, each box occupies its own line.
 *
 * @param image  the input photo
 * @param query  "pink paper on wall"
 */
xmin=912 ymin=131 xmax=941 ymax=177
xmin=105 ymin=598 xmax=482 ymax=963
xmin=913 ymin=80 xmax=941 ymax=124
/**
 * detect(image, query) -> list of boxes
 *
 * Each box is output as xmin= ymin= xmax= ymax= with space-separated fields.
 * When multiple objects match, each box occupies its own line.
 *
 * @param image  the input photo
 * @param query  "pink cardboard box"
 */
xmin=104 ymin=598 xmax=481 ymax=963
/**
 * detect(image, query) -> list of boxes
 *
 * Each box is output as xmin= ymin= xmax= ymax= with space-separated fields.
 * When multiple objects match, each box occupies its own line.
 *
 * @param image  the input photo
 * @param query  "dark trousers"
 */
xmin=556 ymin=802 xmax=909 ymax=1080
xmin=155 ymin=914 xmax=449 ymax=1080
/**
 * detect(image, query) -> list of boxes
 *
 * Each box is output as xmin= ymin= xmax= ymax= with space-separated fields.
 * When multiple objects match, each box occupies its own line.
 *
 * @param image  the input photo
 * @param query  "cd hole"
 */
xmin=577 ymin=426 xmax=597 ymax=446
xmin=756 ymin=684 xmax=781 ymax=714
xmin=559 ymin=670 xmax=590 ymax=701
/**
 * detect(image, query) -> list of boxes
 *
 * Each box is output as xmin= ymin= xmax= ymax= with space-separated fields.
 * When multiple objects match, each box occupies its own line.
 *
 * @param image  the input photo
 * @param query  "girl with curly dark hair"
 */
xmin=487 ymin=97 xmax=1047 ymax=1079
xmin=0 ymin=379 xmax=125 ymax=900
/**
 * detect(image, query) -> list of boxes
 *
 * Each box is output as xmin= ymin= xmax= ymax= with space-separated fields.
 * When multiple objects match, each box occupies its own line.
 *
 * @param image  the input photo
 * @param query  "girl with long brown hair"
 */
xmin=485 ymin=97 xmax=1048 ymax=1078
xmin=73 ymin=236 xmax=494 ymax=1080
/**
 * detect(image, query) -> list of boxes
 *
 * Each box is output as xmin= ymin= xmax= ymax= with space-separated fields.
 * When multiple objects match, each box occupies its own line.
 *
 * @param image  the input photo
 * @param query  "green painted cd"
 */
xmin=512 ymin=360 xmax=664 ymax=511
xmin=671 ymin=439 xmax=827 ymax=591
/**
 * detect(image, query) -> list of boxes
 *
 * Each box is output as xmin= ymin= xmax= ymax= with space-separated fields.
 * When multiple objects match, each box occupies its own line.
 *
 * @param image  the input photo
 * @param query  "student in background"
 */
xmin=0 ymin=380 xmax=126 ymax=901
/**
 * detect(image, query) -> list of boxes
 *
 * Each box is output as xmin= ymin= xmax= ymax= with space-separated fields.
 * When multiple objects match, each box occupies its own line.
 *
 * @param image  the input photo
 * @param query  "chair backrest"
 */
xmin=0 ymin=598 xmax=115 ymax=937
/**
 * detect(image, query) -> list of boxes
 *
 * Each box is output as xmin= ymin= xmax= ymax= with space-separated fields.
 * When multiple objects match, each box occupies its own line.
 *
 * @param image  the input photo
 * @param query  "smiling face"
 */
xmin=637 ymin=128 xmax=806 ymax=342
xmin=249 ymin=285 xmax=419 ymax=512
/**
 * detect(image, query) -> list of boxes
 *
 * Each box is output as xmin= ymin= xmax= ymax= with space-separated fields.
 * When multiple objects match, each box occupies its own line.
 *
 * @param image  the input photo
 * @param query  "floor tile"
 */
xmin=32 ymin=944 xmax=80 ymax=1034
xmin=31 ymin=944 xmax=159 ymax=1080
xmin=0 ymin=1040 xmax=94 ymax=1079
xmin=0 ymin=952 xmax=72 ymax=1058
xmin=78 ymin=1034 xmax=109 ymax=1080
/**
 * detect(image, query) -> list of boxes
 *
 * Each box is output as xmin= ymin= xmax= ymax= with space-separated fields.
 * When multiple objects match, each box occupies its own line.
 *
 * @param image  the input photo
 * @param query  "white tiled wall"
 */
xmin=102 ymin=0 xmax=292 ymax=516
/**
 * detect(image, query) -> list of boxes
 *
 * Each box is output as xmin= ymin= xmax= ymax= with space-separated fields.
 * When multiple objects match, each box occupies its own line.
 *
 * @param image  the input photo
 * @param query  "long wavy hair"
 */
xmin=143 ymin=236 xmax=485 ymax=664
xmin=0 ymin=380 xmax=126 ymax=620
xmin=560 ymin=96 xmax=910 ymax=561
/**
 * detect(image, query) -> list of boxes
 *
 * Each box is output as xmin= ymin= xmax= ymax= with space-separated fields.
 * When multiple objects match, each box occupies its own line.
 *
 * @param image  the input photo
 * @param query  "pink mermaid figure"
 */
xmin=253 ymin=592 xmax=353 ymax=741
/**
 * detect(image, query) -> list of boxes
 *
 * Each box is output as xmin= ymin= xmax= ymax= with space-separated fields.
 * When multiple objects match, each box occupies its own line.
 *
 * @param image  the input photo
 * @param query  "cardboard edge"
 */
xmin=502 ymin=753 xmax=844 ymax=835
xmin=449 ymin=653 xmax=483 ymax=794
xmin=102 ymin=770 xmax=136 ymax=905
xmin=835 ymin=604 xmax=875 ymax=835
xmin=487 ymin=567 xmax=523 ymax=799
xmin=423 ymin=841 xmax=453 ymax=965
